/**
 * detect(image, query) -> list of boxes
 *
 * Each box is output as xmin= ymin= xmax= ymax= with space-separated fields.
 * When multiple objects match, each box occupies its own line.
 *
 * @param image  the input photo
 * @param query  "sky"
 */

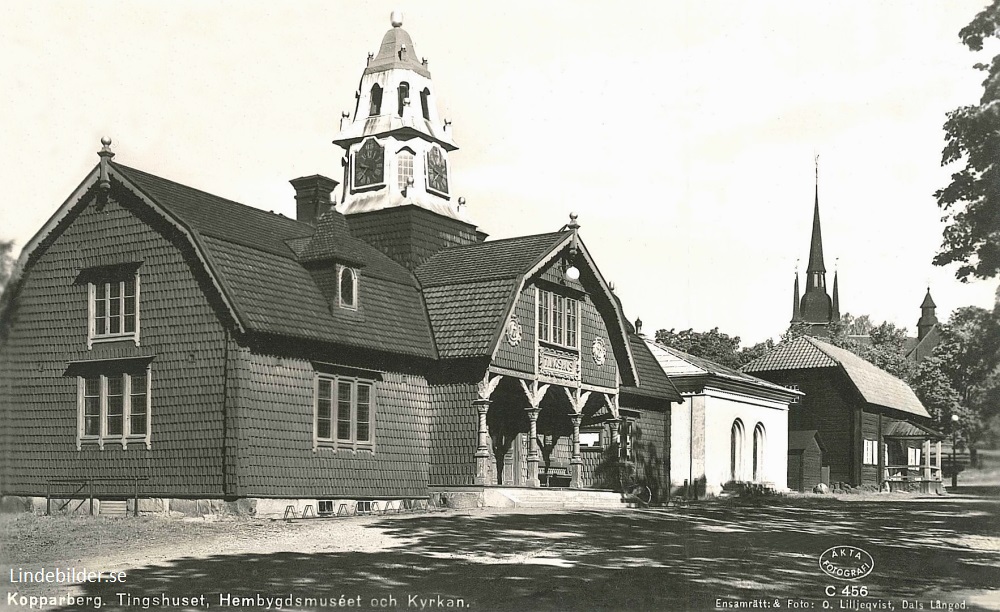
xmin=1 ymin=1 xmax=997 ymax=346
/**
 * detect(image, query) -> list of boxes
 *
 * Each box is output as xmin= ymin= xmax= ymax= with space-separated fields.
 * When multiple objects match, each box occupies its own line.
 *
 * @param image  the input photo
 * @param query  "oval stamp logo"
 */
xmin=819 ymin=546 xmax=874 ymax=581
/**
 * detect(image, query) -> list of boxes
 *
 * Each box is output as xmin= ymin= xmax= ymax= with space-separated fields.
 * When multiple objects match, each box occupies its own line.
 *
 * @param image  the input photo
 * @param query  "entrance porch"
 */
xmin=882 ymin=421 xmax=946 ymax=494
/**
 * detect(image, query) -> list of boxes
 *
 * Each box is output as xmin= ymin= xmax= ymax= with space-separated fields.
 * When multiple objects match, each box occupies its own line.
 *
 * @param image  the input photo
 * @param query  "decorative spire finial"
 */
xmin=390 ymin=10 xmax=403 ymax=28
xmin=568 ymin=212 xmax=580 ymax=230
xmin=98 ymin=137 xmax=115 ymax=191
xmin=815 ymin=153 xmax=819 ymax=184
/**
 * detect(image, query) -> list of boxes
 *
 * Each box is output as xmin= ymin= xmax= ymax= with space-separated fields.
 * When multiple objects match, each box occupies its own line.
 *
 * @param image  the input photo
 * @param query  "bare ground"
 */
xmin=2 ymin=492 xmax=999 ymax=611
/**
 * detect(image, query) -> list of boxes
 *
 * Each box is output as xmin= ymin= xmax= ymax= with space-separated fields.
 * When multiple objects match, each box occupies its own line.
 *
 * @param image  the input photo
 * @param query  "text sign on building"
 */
xmin=539 ymin=346 xmax=580 ymax=381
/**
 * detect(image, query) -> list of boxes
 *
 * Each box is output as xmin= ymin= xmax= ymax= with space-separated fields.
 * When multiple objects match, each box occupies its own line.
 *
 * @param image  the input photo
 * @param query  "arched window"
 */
xmin=730 ymin=419 xmax=745 ymax=481
xmin=753 ymin=423 xmax=766 ymax=481
xmin=368 ymin=84 xmax=383 ymax=117
xmin=420 ymin=88 xmax=431 ymax=121
xmin=339 ymin=266 xmax=357 ymax=310
xmin=397 ymin=149 xmax=414 ymax=191
xmin=397 ymin=82 xmax=410 ymax=116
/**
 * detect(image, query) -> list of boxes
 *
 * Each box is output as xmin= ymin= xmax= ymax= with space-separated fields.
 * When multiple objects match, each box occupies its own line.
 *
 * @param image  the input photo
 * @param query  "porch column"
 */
xmin=922 ymin=439 xmax=932 ymax=480
xmin=526 ymin=408 xmax=540 ymax=487
xmin=570 ymin=413 xmax=583 ymax=488
xmin=473 ymin=399 xmax=492 ymax=485
xmin=608 ymin=417 xmax=621 ymax=450
xmin=935 ymin=440 xmax=943 ymax=480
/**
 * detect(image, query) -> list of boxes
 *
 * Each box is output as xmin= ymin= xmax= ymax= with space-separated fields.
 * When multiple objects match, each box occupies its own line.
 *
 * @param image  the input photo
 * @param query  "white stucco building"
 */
xmin=644 ymin=341 xmax=800 ymax=497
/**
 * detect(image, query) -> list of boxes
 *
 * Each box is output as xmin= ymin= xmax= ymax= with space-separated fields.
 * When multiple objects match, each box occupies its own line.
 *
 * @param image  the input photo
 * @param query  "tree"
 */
xmin=0 ymin=239 xmax=14 ymax=295
xmin=934 ymin=1 xmax=1000 ymax=281
xmin=654 ymin=327 xmax=775 ymax=369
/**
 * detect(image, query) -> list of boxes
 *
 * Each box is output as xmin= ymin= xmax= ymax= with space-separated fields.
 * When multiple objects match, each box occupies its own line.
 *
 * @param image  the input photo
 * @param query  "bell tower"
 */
xmin=332 ymin=11 xmax=484 ymax=269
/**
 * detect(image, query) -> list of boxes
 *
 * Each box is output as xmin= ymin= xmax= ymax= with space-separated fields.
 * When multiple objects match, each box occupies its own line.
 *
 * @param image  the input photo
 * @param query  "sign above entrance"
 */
xmin=539 ymin=346 xmax=580 ymax=381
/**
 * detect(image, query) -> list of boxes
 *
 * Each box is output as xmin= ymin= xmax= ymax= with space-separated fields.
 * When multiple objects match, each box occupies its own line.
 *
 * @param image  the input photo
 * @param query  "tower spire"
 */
xmin=917 ymin=287 xmax=938 ymax=341
xmin=832 ymin=260 xmax=840 ymax=321
xmin=791 ymin=260 xmax=802 ymax=323
xmin=807 ymin=155 xmax=825 ymax=274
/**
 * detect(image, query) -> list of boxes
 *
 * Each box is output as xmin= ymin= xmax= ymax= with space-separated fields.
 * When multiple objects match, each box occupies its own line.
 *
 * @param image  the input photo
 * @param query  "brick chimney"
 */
xmin=290 ymin=175 xmax=339 ymax=225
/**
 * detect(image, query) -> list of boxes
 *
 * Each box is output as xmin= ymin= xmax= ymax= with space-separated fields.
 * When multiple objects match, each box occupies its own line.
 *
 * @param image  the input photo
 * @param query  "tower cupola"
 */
xmin=792 ymin=159 xmax=839 ymax=336
xmin=917 ymin=287 xmax=938 ymax=341
xmin=333 ymin=11 xmax=465 ymax=223
xmin=329 ymin=12 xmax=485 ymax=271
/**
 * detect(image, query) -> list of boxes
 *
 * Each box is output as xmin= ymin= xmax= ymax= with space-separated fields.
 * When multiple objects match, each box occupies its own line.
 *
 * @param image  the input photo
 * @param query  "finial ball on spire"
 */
xmin=390 ymin=10 xmax=403 ymax=27
xmin=101 ymin=137 xmax=112 ymax=147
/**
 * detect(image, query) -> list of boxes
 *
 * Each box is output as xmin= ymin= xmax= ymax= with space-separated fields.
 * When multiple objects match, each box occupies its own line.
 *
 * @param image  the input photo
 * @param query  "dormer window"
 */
xmin=338 ymin=265 xmax=358 ymax=310
xmin=420 ymin=88 xmax=431 ymax=120
xmin=397 ymin=82 xmax=410 ymax=116
xmin=397 ymin=149 xmax=414 ymax=191
xmin=369 ymin=84 xmax=383 ymax=116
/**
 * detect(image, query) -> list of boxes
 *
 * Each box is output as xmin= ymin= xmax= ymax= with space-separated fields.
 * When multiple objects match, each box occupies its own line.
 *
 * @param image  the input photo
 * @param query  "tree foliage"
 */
xmin=934 ymin=0 xmax=1000 ymax=280
xmin=653 ymin=327 xmax=774 ymax=370
xmin=0 ymin=239 xmax=14 ymax=295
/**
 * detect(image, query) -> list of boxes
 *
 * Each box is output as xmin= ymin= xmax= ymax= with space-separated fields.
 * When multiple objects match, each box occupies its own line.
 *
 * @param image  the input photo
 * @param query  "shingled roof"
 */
xmin=111 ymin=163 xmax=437 ymax=358
xmin=741 ymin=336 xmax=930 ymax=418
xmin=414 ymin=233 xmax=568 ymax=359
xmin=620 ymin=336 xmax=683 ymax=402
xmin=645 ymin=340 xmax=799 ymax=398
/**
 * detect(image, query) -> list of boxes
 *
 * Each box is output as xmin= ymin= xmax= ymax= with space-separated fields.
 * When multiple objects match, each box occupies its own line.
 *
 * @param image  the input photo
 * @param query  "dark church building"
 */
xmin=0 ymin=15 xmax=681 ymax=515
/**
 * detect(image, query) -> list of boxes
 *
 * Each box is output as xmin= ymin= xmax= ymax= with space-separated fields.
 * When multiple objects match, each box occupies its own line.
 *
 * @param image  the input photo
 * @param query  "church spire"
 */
xmin=791 ymin=264 xmax=802 ymax=323
xmin=796 ymin=156 xmax=837 ymax=336
xmin=806 ymin=158 xmax=826 ymax=274
xmin=917 ymin=287 xmax=938 ymax=341
xmin=832 ymin=267 xmax=840 ymax=321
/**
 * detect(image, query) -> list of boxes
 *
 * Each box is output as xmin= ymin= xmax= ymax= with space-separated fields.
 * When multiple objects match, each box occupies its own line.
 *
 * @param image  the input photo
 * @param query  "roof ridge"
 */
xmin=434 ymin=230 xmax=567 ymax=253
xmin=112 ymin=162 xmax=313 ymax=231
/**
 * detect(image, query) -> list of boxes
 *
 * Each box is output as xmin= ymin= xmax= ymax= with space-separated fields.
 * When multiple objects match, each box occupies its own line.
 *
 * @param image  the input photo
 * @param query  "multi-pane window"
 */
xmin=89 ymin=275 xmax=139 ymax=346
xmin=397 ymin=150 xmax=414 ymax=191
xmin=863 ymin=439 xmax=878 ymax=465
xmin=537 ymin=289 xmax=579 ymax=348
xmin=78 ymin=369 xmax=151 ymax=449
xmin=315 ymin=376 xmax=375 ymax=449
xmin=907 ymin=446 xmax=922 ymax=468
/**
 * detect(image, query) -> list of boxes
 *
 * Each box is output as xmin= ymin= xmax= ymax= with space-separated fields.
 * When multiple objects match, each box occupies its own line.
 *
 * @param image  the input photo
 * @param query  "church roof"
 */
xmin=806 ymin=190 xmax=826 ymax=273
xmin=741 ymin=336 xmax=931 ymax=418
xmin=921 ymin=288 xmax=937 ymax=309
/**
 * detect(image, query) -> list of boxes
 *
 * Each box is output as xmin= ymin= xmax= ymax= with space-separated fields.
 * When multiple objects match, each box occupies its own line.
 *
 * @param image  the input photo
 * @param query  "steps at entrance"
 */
xmin=99 ymin=500 xmax=128 ymax=517
xmin=493 ymin=488 xmax=624 ymax=509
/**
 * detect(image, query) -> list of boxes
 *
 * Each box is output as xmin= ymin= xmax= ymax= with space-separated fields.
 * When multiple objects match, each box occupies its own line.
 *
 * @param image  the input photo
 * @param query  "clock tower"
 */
xmin=332 ymin=12 xmax=485 ymax=269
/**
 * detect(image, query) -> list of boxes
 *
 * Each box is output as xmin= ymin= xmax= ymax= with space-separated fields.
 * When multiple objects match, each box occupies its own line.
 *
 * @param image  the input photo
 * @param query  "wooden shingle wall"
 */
xmin=346 ymin=206 xmax=483 ymax=271
xmin=760 ymin=369 xmax=856 ymax=485
xmin=580 ymin=298 xmax=618 ymax=388
xmin=229 ymin=345 xmax=431 ymax=498
xmin=0 ymin=192 xmax=228 ymax=497
xmin=492 ymin=289 xmax=536 ymax=374
xmin=428 ymin=377 xmax=478 ymax=487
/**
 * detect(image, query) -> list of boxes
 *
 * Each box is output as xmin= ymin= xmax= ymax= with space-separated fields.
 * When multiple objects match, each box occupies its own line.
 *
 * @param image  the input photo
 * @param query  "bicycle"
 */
xmin=618 ymin=460 xmax=652 ymax=506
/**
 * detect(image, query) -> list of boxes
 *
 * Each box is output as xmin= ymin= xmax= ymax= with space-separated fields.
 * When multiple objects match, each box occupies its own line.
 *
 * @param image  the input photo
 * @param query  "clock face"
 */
xmin=354 ymin=139 xmax=384 ymax=188
xmin=425 ymin=146 xmax=449 ymax=195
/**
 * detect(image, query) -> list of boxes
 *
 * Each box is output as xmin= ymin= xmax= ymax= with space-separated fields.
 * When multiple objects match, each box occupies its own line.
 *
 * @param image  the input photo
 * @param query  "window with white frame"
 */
xmin=338 ymin=266 xmax=358 ymax=310
xmin=619 ymin=419 xmax=637 ymax=461
xmin=537 ymin=289 xmax=579 ymax=349
xmin=77 ymin=368 xmax=151 ymax=450
xmin=907 ymin=446 xmax=922 ymax=468
xmin=88 ymin=272 xmax=140 ymax=348
xmin=397 ymin=149 xmax=414 ymax=191
xmin=315 ymin=375 xmax=375 ymax=449
xmin=863 ymin=439 xmax=878 ymax=465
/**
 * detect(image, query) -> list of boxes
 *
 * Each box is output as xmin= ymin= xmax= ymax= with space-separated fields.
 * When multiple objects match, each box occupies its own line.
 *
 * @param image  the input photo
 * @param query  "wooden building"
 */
xmin=787 ymin=430 xmax=824 ymax=493
xmin=0 ymin=15 xmax=681 ymax=515
xmin=742 ymin=336 xmax=943 ymax=491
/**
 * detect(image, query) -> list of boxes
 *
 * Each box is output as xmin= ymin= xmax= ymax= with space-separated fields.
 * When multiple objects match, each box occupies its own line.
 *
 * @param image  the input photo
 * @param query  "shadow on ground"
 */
xmin=51 ymin=496 xmax=1000 ymax=611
